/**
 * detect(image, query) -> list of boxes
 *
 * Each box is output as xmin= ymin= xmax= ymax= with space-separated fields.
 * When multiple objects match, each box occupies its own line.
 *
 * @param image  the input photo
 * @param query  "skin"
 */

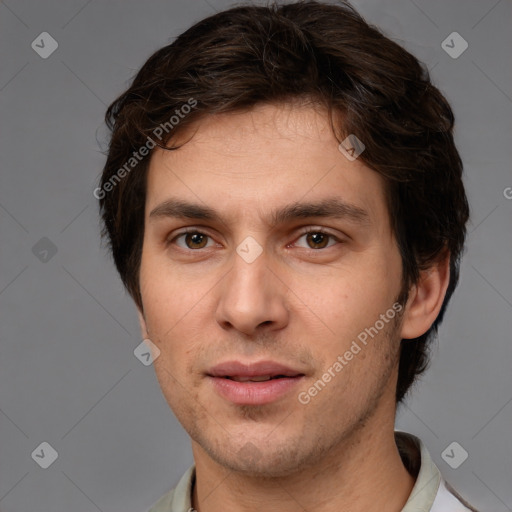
xmin=137 ymin=101 xmax=450 ymax=512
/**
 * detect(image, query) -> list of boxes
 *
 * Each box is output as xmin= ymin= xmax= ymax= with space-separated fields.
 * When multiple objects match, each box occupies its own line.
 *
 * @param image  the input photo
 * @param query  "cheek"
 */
xmin=152 ymin=354 xmax=203 ymax=426
xmin=139 ymin=260 xmax=221 ymax=380
xmin=139 ymin=251 xmax=211 ymax=334
xmin=285 ymin=256 xmax=398 ymax=345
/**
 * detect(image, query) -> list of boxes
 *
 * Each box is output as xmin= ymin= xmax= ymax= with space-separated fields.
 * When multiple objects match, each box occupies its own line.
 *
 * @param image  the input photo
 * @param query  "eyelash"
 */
xmin=167 ymin=227 xmax=342 ymax=252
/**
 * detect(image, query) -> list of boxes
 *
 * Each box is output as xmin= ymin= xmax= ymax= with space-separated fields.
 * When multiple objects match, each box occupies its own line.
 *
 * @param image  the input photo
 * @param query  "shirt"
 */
xmin=146 ymin=431 xmax=477 ymax=512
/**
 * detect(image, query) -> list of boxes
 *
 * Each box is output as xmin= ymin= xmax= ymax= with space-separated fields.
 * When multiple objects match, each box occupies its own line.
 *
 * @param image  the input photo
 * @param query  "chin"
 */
xmin=219 ymin=454 xmax=304 ymax=478
xmin=199 ymin=434 xmax=322 ymax=479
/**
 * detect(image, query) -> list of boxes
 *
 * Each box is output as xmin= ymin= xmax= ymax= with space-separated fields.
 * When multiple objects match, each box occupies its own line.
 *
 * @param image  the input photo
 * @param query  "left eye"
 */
xmin=294 ymin=231 xmax=339 ymax=250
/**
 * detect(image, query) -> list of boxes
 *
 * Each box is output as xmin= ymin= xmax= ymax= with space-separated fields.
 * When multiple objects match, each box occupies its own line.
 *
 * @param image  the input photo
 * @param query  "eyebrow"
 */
xmin=149 ymin=197 xmax=370 ymax=227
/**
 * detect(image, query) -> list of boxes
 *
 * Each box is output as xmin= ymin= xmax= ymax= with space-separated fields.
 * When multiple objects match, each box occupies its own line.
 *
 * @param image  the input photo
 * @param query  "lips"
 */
xmin=207 ymin=360 xmax=305 ymax=405
xmin=207 ymin=360 xmax=304 ymax=380
xmin=227 ymin=375 xmax=278 ymax=382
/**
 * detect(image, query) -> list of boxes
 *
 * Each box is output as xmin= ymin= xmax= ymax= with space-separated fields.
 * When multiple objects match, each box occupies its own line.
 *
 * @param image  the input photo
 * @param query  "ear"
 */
xmin=400 ymin=250 xmax=451 ymax=340
xmin=136 ymin=306 xmax=150 ymax=340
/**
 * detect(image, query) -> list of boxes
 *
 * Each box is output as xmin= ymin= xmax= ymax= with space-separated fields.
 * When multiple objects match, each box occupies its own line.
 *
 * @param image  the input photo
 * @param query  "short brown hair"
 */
xmin=98 ymin=0 xmax=469 ymax=403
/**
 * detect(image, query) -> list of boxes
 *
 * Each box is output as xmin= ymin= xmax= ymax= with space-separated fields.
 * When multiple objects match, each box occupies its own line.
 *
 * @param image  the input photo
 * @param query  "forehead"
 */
xmin=145 ymin=103 xmax=389 ymax=230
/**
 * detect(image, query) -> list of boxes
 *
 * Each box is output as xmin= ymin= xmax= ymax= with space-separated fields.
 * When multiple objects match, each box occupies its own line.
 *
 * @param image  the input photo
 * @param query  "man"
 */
xmin=97 ymin=1 xmax=476 ymax=511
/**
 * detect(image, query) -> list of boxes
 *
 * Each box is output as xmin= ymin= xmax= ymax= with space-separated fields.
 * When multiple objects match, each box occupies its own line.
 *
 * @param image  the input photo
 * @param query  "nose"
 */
xmin=215 ymin=247 xmax=290 ymax=337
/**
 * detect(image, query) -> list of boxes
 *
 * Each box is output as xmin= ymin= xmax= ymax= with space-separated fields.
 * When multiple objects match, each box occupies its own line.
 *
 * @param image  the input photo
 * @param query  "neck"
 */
xmin=191 ymin=408 xmax=415 ymax=512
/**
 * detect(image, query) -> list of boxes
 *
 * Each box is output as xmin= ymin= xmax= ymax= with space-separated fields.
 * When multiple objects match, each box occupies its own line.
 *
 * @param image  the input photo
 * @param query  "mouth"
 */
xmin=222 ymin=375 xmax=294 ymax=382
xmin=207 ymin=360 xmax=305 ymax=405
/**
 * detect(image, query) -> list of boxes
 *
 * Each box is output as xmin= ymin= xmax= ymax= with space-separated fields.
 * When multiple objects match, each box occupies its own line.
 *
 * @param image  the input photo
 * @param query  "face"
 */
xmin=139 ymin=102 xmax=406 ymax=477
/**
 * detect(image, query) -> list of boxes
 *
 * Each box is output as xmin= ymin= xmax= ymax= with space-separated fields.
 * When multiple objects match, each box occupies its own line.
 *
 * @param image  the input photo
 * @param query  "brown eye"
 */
xmin=294 ymin=230 xmax=339 ymax=250
xmin=184 ymin=232 xmax=209 ymax=249
xmin=171 ymin=231 xmax=214 ymax=250
xmin=305 ymin=232 xmax=330 ymax=249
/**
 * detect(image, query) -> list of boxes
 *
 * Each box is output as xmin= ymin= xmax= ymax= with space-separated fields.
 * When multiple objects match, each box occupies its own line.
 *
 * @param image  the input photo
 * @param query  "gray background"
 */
xmin=0 ymin=0 xmax=511 ymax=511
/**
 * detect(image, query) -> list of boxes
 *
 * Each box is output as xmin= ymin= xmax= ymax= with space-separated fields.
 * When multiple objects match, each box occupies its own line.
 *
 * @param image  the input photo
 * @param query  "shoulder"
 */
xmin=431 ymin=479 xmax=480 ymax=512
xmin=395 ymin=431 xmax=478 ymax=512
xmin=145 ymin=487 xmax=175 ymax=512
xmin=145 ymin=465 xmax=195 ymax=512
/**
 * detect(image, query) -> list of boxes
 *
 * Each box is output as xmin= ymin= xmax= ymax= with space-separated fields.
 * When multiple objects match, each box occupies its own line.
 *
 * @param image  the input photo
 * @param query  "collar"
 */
xmin=395 ymin=431 xmax=442 ymax=511
xmin=149 ymin=431 xmax=449 ymax=512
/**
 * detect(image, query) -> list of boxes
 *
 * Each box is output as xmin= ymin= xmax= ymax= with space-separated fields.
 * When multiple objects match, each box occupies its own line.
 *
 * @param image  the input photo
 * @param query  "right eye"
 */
xmin=171 ymin=231 xmax=216 ymax=250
